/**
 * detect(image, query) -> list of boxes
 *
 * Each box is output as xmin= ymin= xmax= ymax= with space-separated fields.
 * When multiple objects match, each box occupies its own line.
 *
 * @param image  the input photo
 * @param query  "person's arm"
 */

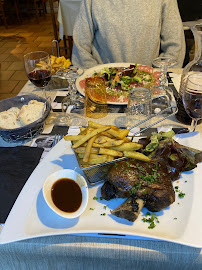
xmin=160 ymin=0 xmax=186 ymax=67
xmin=71 ymin=0 xmax=99 ymax=69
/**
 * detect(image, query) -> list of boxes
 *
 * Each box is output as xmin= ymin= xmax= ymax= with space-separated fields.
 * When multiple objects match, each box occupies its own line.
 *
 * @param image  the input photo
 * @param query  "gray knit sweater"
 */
xmin=72 ymin=0 xmax=185 ymax=69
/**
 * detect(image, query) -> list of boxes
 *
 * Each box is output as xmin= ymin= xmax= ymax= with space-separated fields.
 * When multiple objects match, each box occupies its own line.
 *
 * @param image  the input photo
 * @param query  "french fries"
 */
xmin=123 ymin=151 xmax=151 ymax=162
xmin=83 ymin=135 xmax=98 ymax=162
xmin=37 ymin=55 xmax=71 ymax=75
xmin=50 ymin=55 xmax=71 ymax=74
xmin=74 ymin=147 xmax=99 ymax=154
xmin=99 ymin=148 xmax=123 ymax=157
xmin=94 ymin=140 xmax=124 ymax=148
xmin=111 ymin=142 xmax=143 ymax=151
xmin=63 ymin=135 xmax=85 ymax=141
xmin=72 ymin=126 xmax=110 ymax=149
xmin=64 ymin=121 xmax=150 ymax=166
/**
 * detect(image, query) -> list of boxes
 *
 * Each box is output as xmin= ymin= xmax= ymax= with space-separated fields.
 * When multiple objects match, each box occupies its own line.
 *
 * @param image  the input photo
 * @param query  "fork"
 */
xmin=52 ymin=134 xmax=62 ymax=148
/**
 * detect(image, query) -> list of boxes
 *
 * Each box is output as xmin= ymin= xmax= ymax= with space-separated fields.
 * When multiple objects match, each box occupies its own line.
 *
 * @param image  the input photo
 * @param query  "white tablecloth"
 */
xmin=58 ymin=0 xmax=81 ymax=38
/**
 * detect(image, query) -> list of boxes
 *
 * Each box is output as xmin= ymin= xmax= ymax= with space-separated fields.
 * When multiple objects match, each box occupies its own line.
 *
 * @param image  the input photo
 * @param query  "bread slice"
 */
xmin=7 ymin=107 xmax=20 ymax=115
xmin=0 ymin=110 xmax=22 ymax=129
xmin=18 ymin=100 xmax=45 ymax=126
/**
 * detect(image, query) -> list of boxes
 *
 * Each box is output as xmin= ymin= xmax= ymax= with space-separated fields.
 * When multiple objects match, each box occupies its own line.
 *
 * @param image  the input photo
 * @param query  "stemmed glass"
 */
xmin=23 ymin=51 xmax=52 ymax=98
xmin=151 ymin=56 xmax=177 ymax=94
xmin=150 ymin=56 xmax=178 ymax=113
xmin=56 ymin=66 xmax=84 ymax=112
xmin=182 ymin=73 xmax=202 ymax=132
xmin=56 ymin=66 xmax=87 ymax=126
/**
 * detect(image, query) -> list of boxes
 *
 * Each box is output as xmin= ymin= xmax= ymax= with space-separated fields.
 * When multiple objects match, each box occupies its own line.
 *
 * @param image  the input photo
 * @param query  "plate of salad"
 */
xmin=76 ymin=63 xmax=161 ymax=105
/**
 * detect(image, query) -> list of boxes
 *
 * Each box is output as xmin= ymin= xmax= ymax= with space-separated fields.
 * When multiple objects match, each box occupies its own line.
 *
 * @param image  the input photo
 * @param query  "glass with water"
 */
xmin=126 ymin=87 xmax=152 ymax=128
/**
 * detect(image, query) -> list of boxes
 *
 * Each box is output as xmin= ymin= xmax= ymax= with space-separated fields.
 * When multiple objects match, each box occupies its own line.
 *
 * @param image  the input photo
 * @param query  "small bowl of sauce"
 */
xmin=43 ymin=169 xmax=88 ymax=218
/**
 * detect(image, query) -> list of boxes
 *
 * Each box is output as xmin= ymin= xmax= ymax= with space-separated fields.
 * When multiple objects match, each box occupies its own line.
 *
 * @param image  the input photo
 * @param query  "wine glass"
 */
xmin=152 ymin=56 xmax=177 ymax=89
xmin=150 ymin=56 xmax=177 ymax=98
xmin=56 ymin=66 xmax=84 ymax=112
xmin=23 ymin=51 xmax=52 ymax=98
xmin=150 ymin=56 xmax=177 ymax=111
xmin=182 ymin=73 xmax=202 ymax=132
xmin=56 ymin=66 xmax=87 ymax=125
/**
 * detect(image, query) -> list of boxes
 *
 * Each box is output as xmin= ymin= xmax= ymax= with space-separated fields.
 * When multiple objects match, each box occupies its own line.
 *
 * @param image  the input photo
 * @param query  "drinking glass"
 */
xmin=182 ymin=73 xmax=202 ymax=132
xmin=85 ymin=77 xmax=108 ymax=119
xmin=126 ymin=87 xmax=152 ymax=128
xmin=150 ymin=56 xmax=177 ymax=95
xmin=23 ymin=51 xmax=52 ymax=98
xmin=56 ymin=66 xmax=84 ymax=112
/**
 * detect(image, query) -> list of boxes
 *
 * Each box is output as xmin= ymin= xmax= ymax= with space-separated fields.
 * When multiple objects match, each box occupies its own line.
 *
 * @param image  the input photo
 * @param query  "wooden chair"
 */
xmin=0 ymin=0 xmax=21 ymax=28
xmin=0 ymin=0 xmax=7 ymax=28
xmin=26 ymin=0 xmax=47 ymax=23
xmin=49 ymin=0 xmax=73 ymax=58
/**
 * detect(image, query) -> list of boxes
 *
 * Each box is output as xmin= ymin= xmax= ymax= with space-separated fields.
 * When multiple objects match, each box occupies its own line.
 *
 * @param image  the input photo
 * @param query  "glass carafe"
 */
xmin=176 ymin=23 xmax=202 ymax=124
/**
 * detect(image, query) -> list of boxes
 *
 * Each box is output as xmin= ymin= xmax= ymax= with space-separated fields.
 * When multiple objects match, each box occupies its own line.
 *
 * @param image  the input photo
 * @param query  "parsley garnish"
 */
xmin=126 ymin=161 xmax=130 ymax=167
xmin=178 ymin=192 xmax=185 ymax=198
xmin=93 ymin=196 xmax=98 ymax=200
xmin=174 ymin=186 xmax=185 ymax=198
xmin=142 ymin=212 xmax=159 ymax=229
xmin=129 ymin=187 xmax=136 ymax=195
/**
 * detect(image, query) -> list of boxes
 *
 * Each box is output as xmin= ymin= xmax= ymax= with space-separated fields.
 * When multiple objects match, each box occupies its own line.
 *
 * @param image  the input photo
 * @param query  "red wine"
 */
xmin=28 ymin=70 xmax=51 ymax=88
xmin=175 ymin=96 xmax=192 ymax=125
xmin=183 ymin=91 xmax=202 ymax=119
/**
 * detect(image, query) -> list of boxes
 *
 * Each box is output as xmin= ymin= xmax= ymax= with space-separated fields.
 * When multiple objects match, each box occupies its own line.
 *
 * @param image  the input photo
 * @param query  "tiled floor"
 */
xmin=0 ymin=13 xmax=66 ymax=101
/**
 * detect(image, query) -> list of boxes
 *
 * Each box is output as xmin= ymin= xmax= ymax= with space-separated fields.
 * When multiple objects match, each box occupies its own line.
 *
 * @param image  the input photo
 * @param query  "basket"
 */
xmin=0 ymin=94 xmax=51 ymax=144
xmin=74 ymin=151 xmax=128 ymax=185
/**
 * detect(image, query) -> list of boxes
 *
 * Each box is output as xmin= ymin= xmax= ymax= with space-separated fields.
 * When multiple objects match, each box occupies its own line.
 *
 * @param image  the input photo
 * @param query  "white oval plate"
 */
xmin=76 ymin=63 xmax=159 ymax=105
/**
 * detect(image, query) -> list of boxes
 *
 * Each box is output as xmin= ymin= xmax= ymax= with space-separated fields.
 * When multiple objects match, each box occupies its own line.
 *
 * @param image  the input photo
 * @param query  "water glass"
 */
xmin=126 ymin=87 xmax=152 ymax=128
xmin=85 ymin=77 xmax=108 ymax=119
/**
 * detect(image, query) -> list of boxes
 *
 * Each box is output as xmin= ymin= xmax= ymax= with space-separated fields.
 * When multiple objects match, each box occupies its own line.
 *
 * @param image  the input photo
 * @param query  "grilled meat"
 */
xmin=111 ymin=197 xmax=145 ymax=222
xmin=101 ymin=134 xmax=202 ymax=222
xmin=101 ymin=159 xmax=175 ymax=221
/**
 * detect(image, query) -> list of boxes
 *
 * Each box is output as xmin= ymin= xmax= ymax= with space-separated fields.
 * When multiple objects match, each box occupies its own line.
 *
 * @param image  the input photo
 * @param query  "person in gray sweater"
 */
xmin=72 ymin=0 xmax=186 ymax=69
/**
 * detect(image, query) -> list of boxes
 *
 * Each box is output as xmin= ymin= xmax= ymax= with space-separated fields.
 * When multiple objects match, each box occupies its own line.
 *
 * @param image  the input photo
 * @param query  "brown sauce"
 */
xmin=51 ymin=178 xmax=82 ymax=213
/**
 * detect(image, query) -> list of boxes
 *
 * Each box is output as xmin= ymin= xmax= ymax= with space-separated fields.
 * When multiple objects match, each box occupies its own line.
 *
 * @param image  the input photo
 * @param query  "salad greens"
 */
xmin=94 ymin=65 xmax=157 ymax=92
xmin=145 ymin=130 xmax=175 ymax=153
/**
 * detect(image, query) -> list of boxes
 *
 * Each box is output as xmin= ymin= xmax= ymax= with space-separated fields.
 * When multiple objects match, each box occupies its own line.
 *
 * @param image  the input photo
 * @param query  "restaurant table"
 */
xmin=1 ymin=69 xmax=202 ymax=269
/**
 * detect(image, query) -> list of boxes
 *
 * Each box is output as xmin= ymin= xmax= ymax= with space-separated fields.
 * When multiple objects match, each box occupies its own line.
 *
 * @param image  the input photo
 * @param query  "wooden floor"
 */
xmin=0 ymin=13 xmax=65 ymax=101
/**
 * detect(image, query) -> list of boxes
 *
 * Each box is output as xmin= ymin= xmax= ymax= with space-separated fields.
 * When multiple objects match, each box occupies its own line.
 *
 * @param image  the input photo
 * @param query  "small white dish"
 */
xmin=43 ymin=169 xmax=88 ymax=219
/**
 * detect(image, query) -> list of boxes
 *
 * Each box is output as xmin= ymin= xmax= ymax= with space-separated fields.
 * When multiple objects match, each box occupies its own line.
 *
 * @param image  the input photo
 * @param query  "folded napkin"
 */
xmin=0 ymin=146 xmax=44 ymax=223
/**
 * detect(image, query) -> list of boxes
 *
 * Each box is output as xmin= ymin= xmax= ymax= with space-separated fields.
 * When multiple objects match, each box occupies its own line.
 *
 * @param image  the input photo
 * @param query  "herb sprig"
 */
xmin=142 ymin=212 xmax=159 ymax=229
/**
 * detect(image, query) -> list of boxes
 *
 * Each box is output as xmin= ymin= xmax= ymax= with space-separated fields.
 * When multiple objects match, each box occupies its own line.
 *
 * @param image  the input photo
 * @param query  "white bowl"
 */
xmin=43 ymin=169 xmax=88 ymax=218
